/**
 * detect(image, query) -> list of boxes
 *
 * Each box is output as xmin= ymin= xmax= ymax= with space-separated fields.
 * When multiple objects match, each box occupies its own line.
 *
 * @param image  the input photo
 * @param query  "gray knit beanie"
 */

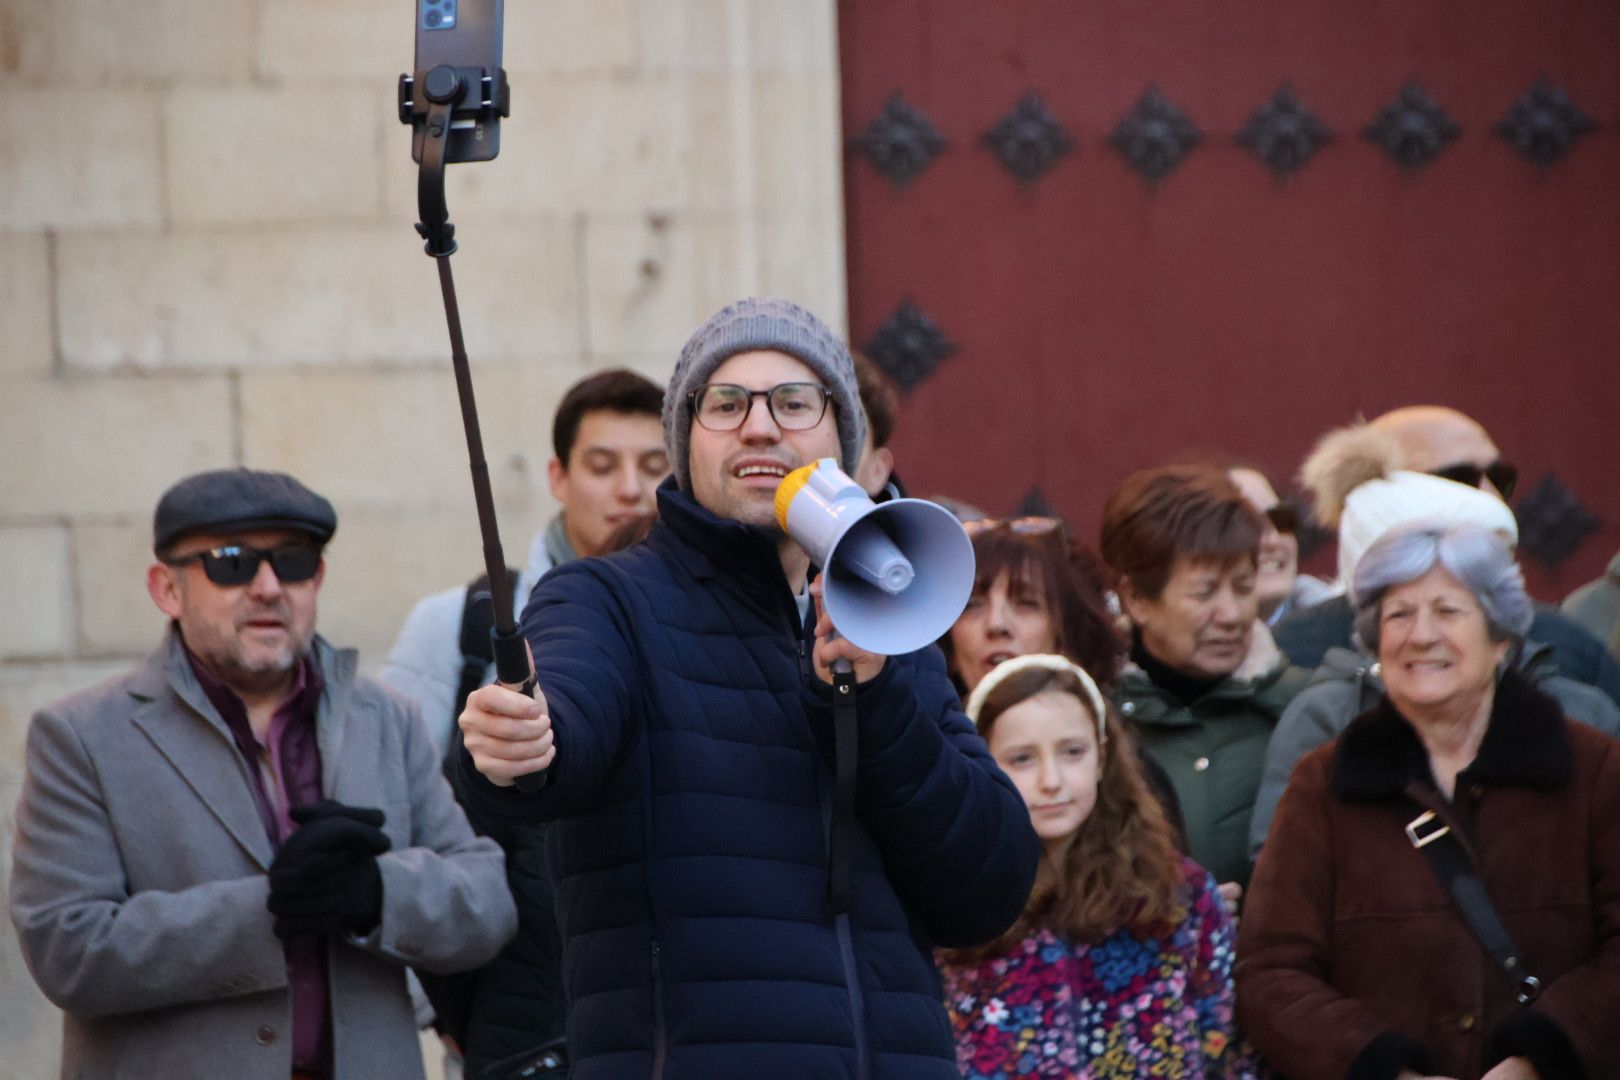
xmin=663 ymin=298 xmax=867 ymax=493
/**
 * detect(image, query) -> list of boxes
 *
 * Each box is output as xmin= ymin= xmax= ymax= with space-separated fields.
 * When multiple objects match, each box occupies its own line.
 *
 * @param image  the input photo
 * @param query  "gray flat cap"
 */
xmin=153 ymin=468 xmax=337 ymax=553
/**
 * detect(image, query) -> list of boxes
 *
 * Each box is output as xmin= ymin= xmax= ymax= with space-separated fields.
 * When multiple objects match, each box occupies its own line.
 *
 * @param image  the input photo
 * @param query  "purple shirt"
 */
xmin=186 ymin=647 xmax=331 ymax=1078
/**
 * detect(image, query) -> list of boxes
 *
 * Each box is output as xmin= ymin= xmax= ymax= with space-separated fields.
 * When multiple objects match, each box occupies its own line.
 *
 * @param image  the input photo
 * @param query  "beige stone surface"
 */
xmin=256 ymin=0 xmax=413 ymax=85
xmin=318 ymin=502 xmax=553 ymax=675
xmin=0 ymin=376 xmax=233 ymax=518
xmin=0 ymin=232 xmax=52 ymax=378
xmin=505 ymin=0 xmax=638 ymax=78
xmin=165 ymin=86 xmax=384 ymax=226
xmin=0 ymin=775 xmax=64 ymax=1080
xmin=57 ymin=223 xmax=581 ymax=371
xmin=239 ymin=363 xmax=580 ymax=511
xmin=2 ymin=0 xmax=256 ymax=84
xmin=0 ymin=89 xmax=164 ymax=231
xmin=71 ymin=522 xmax=168 ymax=659
xmin=636 ymin=0 xmax=742 ymax=74
xmin=381 ymin=72 xmax=699 ymax=221
xmin=583 ymin=209 xmax=846 ymax=363
xmin=749 ymin=71 xmax=843 ymax=214
xmin=0 ymin=661 xmax=131 ymax=783
xmin=0 ymin=527 xmax=73 ymax=661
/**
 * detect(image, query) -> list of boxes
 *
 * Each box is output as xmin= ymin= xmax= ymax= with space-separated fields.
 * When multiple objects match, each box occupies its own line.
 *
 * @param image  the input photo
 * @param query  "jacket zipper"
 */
xmin=650 ymin=938 xmax=668 ymax=1080
xmin=835 ymin=913 xmax=872 ymax=1080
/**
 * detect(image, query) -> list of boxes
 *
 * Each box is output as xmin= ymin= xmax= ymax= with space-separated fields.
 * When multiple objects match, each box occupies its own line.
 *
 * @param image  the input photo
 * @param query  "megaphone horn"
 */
xmin=775 ymin=459 xmax=976 ymax=656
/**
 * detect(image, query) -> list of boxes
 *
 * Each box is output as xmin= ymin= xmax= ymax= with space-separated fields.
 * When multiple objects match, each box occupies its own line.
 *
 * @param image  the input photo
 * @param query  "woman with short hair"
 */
xmin=1237 ymin=521 xmax=1620 ymax=1080
xmin=1099 ymin=465 xmax=1309 ymax=891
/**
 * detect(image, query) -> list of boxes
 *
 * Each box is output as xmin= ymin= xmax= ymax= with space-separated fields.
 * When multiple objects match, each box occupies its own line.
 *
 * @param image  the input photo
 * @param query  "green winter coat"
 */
xmin=1113 ymin=630 xmax=1309 ymax=889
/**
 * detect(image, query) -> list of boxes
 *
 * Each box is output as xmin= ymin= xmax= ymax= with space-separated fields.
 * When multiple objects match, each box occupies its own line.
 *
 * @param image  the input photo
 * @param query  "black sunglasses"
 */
xmin=165 ymin=544 xmax=322 ymax=587
xmin=1429 ymin=460 xmax=1518 ymax=500
xmin=1263 ymin=504 xmax=1299 ymax=534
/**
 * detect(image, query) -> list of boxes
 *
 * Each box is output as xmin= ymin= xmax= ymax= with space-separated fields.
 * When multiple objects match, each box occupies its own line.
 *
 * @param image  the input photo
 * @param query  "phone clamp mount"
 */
xmin=398 ymin=64 xmax=510 ymax=256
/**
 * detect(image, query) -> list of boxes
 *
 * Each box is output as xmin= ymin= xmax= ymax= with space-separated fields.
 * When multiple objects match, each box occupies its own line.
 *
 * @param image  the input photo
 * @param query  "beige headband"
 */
xmin=963 ymin=653 xmax=1109 ymax=745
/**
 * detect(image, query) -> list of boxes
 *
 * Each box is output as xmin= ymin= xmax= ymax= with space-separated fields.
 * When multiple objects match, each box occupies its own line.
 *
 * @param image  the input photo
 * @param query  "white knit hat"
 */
xmin=1337 ymin=470 xmax=1518 ymax=587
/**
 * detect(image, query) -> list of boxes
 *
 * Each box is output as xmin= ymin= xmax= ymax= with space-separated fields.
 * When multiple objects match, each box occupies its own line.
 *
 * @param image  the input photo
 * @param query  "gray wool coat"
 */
xmin=9 ymin=629 xmax=516 ymax=1080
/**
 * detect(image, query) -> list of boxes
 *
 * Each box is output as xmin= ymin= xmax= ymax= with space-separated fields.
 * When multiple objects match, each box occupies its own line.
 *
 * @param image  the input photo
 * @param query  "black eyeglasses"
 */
xmin=1263 ymin=504 xmax=1299 ymax=534
xmin=688 ymin=382 xmax=832 ymax=432
xmin=164 ymin=544 xmax=322 ymax=586
xmin=1429 ymin=460 xmax=1518 ymax=500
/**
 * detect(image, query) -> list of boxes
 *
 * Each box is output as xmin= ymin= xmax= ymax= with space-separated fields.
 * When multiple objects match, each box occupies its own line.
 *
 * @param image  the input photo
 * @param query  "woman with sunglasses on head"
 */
xmin=941 ymin=517 xmax=1125 ymax=697
xmin=939 ymin=655 xmax=1264 ymax=1079
xmin=1098 ymin=465 xmax=1310 ymax=896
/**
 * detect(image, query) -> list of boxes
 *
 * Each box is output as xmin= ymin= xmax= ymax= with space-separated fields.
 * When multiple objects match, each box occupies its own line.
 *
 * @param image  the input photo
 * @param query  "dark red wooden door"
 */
xmin=839 ymin=0 xmax=1620 ymax=597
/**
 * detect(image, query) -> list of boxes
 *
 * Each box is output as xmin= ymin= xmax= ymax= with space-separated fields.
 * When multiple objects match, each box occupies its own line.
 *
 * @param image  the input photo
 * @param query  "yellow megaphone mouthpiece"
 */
xmin=774 ymin=463 xmax=817 ymax=533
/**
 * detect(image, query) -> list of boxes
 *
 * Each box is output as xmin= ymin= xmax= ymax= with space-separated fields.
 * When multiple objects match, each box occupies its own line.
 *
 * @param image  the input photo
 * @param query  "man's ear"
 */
xmin=855 ymin=446 xmax=895 ymax=498
xmin=546 ymin=456 xmax=568 ymax=503
xmin=147 ymin=562 xmax=183 ymax=619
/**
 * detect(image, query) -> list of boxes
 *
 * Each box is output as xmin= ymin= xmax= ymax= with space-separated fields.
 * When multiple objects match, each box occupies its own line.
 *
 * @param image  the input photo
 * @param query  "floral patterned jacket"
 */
xmin=940 ymin=858 xmax=1264 ymax=1079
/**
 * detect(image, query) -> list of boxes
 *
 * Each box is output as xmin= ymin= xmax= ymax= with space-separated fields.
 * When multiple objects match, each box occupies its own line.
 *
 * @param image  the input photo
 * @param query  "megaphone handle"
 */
xmin=828 ymin=662 xmax=857 ymax=914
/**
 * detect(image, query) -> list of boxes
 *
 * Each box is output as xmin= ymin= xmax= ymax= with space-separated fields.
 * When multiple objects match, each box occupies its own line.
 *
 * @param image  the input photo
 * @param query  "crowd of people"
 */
xmin=8 ymin=296 xmax=1619 ymax=1080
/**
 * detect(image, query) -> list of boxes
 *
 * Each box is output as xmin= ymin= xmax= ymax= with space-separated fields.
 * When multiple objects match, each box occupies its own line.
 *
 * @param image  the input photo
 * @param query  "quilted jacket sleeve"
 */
xmin=451 ymin=560 xmax=640 ymax=824
xmin=804 ymin=645 xmax=1040 ymax=948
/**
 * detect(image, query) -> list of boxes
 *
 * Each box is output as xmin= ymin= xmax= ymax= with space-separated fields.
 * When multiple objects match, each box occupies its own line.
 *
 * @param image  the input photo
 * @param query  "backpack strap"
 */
xmin=452 ymin=567 xmax=522 ymax=731
xmin=1403 ymin=783 xmax=1543 ymax=1005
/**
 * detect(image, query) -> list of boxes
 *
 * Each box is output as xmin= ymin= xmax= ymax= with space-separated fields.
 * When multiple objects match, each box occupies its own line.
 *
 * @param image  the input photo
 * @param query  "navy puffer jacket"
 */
xmin=455 ymin=481 xmax=1040 ymax=1079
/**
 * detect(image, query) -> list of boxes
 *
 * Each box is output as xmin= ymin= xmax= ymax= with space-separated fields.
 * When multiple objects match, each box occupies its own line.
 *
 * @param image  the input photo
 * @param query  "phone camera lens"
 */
xmin=423 ymin=7 xmax=442 ymax=26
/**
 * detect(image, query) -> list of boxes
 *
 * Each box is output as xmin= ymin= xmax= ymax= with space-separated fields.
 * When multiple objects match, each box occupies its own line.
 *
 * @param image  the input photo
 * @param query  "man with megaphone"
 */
xmin=452 ymin=298 xmax=1040 ymax=1079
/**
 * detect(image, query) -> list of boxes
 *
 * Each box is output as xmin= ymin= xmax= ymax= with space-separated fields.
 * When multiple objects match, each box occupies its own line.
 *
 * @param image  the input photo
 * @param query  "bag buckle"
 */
xmin=1405 ymin=810 xmax=1451 ymax=849
xmin=1515 ymin=973 xmax=1542 ymax=1005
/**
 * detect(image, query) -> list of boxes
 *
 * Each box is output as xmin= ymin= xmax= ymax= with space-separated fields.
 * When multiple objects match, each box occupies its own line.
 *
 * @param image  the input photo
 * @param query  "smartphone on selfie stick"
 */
xmin=398 ymin=1 xmax=540 ymax=737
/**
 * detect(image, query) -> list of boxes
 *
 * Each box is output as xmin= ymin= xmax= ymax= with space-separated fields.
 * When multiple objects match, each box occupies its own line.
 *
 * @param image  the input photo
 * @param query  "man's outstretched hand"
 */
xmin=460 ymin=671 xmax=555 ymax=787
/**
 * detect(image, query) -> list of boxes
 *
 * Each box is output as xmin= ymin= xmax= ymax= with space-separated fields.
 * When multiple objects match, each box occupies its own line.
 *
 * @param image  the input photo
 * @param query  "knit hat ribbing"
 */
xmin=662 ymin=298 xmax=866 ymax=493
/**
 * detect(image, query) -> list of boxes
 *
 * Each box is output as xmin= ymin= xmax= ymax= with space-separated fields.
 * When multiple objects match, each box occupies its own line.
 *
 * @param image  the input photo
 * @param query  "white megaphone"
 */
xmin=774 ymin=459 xmax=976 ymax=655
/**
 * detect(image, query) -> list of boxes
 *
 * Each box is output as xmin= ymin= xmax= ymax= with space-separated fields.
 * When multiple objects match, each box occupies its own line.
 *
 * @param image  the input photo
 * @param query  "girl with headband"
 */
xmin=940 ymin=654 xmax=1262 ymax=1079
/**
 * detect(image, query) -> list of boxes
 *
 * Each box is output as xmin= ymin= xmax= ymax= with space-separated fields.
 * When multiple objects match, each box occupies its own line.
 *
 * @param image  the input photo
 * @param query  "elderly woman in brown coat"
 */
xmin=1236 ymin=520 xmax=1620 ymax=1080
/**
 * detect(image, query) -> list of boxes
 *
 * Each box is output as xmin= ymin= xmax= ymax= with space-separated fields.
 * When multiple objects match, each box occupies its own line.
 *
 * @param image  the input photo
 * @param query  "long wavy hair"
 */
xmin=945 ymin=666 xmax=1187 ymax=963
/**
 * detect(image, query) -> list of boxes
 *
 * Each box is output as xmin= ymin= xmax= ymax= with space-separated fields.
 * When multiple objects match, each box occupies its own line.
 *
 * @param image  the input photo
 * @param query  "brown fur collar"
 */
xmin=1332 ymin=666 xmax=1574 ymax=802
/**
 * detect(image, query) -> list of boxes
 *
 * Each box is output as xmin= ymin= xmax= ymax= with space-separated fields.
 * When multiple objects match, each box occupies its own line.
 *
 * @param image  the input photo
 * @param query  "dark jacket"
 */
xmin=1236 ymin=669 xmax=1620 ymax=1080
xmin=1112 ymin=629 xmax=1309 ymax=889
xmin=1561 ymin=549 xmax=1620 ymax=658
xmin=1272 ymin=593 xmax=1620 ymax=706
xmin=453 ymin=482 xmax=1041 ymax=1080
xmin=1248 ymin=640 xmax=1620 ymax=859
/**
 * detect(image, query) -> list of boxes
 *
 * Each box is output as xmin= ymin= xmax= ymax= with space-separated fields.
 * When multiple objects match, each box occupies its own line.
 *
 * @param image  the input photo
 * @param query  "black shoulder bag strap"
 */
xmin=452 ymin=567 xmax=521 ymax=735
xmin=1402 ymin=782 xmax=1543 ymax=1005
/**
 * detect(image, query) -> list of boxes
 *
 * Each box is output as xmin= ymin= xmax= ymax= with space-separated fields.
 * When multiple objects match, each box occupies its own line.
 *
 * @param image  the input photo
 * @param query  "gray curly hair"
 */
xmin=1351 ymin=519 xmax=1533 ymax=654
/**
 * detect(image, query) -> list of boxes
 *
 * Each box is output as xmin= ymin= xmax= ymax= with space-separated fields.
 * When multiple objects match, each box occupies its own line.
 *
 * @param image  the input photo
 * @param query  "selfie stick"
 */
xmin=400 ymin=66 xmax=537 ymax=712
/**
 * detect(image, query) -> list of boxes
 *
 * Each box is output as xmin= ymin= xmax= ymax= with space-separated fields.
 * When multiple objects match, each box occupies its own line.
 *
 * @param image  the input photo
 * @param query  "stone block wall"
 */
xmin=0 ymin=2 xmax=845 ymax=1073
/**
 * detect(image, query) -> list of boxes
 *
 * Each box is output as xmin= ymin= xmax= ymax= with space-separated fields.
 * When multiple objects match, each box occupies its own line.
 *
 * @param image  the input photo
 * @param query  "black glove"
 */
xmin=267 ymin=800 xmax=390 ymax=938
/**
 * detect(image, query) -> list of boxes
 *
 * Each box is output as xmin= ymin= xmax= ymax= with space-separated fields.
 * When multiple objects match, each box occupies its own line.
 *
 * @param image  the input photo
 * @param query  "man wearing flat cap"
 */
xmin=9 ymin=468 xmax=516 ymax=1080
